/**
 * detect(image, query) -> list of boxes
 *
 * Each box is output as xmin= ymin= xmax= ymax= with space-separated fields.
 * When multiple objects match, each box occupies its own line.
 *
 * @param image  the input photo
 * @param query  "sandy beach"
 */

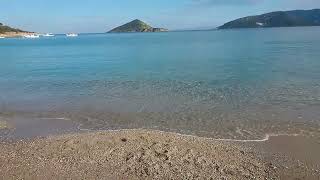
xmin=0 ymin=130 xmax=276 ymax=180
xmin=0 ymin=129 xmax=319 ymax=180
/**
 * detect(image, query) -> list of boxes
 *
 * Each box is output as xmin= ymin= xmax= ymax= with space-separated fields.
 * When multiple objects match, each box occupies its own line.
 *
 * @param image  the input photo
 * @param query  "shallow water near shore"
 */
xmin=0 ymin=27 xmax=320 ymax=140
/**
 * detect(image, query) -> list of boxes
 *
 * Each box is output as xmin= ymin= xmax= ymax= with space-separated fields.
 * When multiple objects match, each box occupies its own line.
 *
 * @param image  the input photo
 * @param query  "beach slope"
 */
xmin=0 ymin=130 xmax=277 ymax=180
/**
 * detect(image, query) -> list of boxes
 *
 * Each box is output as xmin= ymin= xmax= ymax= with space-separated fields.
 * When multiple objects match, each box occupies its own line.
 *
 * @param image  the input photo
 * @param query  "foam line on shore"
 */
xmin=39 ymin=117 xmax=71 ymax=121
xmin=76 ymin=123 xmax=300 ymax=143
xmin=37 ymin=117 xmax=301 ymax=142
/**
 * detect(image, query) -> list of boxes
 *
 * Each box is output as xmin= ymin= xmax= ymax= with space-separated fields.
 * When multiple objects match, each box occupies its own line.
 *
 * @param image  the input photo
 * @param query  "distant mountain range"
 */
xmin=218 ymin=9 xmax=320 ymax=29
xmin=108 ymin=19 xmax=168 ymax=33
xmin=0 ymin=23 xmax=26 ymax=34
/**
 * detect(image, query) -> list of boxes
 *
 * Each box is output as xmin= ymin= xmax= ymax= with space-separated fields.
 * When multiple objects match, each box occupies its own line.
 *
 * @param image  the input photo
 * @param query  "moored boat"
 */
xmin=42 ymin=33 xmax=54 ymax=37
xmin=66 ymin=33 xmax=78 ymax=37
xmin=23 ymin=34 xmax=40 ymax=38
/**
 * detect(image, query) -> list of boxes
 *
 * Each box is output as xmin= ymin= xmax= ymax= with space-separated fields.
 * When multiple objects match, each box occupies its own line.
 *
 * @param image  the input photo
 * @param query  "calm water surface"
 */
xmin=0 ymin=27 xmax=320 ymax=139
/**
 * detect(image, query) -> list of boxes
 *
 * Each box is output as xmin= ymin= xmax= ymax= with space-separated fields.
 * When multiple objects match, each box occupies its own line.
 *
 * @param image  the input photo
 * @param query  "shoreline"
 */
xmin=78 ymin=126 xmax=301 ymax=143
xmin=1 ymin=114 xmax=320 ymax=179
xmin=1 ymin=117 xmax=320 ymax=179
xmin=0 ymin=116 xmax=303 ymax=142
xmin=0 ymin=114 xmax=312 ymax=142
xmin=0 ymin=32 xmax=35 ymax=38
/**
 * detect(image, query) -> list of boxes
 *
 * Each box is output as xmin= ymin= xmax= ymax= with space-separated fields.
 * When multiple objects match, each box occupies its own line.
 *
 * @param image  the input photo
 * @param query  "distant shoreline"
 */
xmin=2 ymin=26 xmax=320 ymax=38
xmin=0 ymin=32 xmax=35 ymax=38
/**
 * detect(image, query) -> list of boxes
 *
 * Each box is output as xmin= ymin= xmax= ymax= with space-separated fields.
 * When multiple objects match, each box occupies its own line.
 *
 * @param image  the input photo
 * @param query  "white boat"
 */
xmin=256 ymin=22 xmax=265 ymax=26
xmin=42 ymin=33 xmax=54 ymax=37
xmin=23 ymin=34 xmax=40 ymax=38
xmin=0 ymin=36 xmax=5 ymax=39
xmin=66 ymin=33 xmax=78 ymax=37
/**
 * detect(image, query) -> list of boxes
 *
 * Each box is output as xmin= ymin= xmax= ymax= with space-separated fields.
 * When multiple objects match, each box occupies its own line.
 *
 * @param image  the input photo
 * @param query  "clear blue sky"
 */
xmin=1 ymin=0 xmax=319 ymax=33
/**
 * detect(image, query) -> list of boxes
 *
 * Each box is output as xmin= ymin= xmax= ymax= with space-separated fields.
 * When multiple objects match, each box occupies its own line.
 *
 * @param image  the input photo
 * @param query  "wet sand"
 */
xmin=0 ymin=116 xmax=79 ymax=141
xmin=254 ymin=135 xmax=320 ymax=180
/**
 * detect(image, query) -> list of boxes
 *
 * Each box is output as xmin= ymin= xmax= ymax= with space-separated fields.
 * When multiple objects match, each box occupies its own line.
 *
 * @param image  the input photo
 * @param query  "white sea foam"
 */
xmin=39 ymin=117 xmax=71 ymax=121
xmin=76 ymin=123 xmax=300 ymax=143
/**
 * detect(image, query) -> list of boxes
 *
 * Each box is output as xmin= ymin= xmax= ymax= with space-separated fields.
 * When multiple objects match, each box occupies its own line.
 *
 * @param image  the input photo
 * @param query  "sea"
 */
xmin=0 ymin=27 xmax=320 ymax=140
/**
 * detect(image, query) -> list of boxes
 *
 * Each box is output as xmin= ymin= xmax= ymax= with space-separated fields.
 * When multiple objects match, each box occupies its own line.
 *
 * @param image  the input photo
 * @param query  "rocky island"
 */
xmin=218 ymin=9 xmax=320 ymax=29
xmin=108 ymin=19 xmax=168 ymax=33
xmin=0 ymin=23 xmax=33 ymax=38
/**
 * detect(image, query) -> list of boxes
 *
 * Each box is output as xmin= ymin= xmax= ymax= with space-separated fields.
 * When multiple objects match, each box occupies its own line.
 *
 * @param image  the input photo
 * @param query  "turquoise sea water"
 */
xmin=1 ymin=27 xmax=320 ymax=139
